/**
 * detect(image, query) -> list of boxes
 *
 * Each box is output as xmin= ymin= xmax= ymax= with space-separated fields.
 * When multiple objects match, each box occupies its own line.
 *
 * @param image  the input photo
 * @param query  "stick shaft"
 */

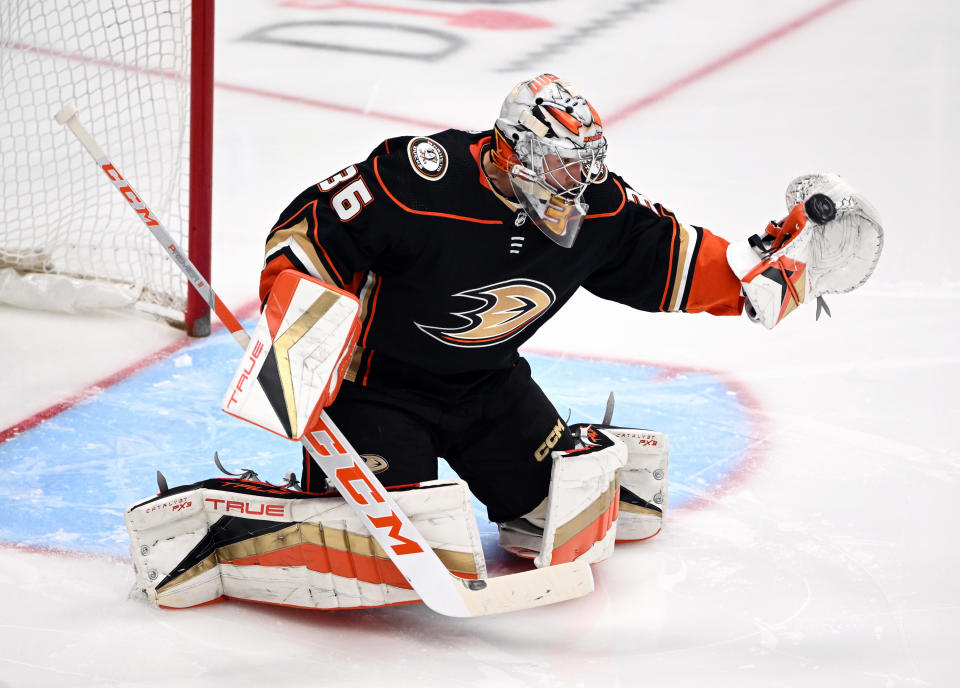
xmin=55 ymin=104 xmax=248 ymax=347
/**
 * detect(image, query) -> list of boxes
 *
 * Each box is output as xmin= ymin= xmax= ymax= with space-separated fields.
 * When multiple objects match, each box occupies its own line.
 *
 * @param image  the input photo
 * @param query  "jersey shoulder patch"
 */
xmin=406 ymin=136 xmax=448 ymax=181
xmin=368 ymin=129 xmax=505 ymax=223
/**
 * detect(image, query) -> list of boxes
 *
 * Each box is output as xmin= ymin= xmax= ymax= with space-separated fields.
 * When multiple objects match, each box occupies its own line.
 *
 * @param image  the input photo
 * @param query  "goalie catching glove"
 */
xmin=726 ymin=173 xmax=883 ymax=328
xmin=222 ymin=270 xmax=361 ymax=440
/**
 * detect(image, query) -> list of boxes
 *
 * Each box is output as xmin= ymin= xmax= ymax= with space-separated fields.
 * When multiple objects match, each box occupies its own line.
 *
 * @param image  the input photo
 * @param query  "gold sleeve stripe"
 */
xmin=265 ymin=218 xmax=336 ymax=286
xmin=667 ymin=224 xmax=698 ymax=312
xmin=345 ymin=272 xmax=378 ymax=383
xmin=344 ymin=345 xmax=365 ymax=384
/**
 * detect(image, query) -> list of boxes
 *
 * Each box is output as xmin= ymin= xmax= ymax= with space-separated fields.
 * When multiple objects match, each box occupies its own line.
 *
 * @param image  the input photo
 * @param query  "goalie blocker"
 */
xmin=221 ymin=269 xmax=361 ymax=440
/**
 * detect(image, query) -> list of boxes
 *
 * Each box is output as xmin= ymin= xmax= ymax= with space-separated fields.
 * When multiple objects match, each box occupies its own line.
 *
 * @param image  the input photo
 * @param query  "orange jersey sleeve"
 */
xmin=683 ymin=228 xmax=743 ymax=316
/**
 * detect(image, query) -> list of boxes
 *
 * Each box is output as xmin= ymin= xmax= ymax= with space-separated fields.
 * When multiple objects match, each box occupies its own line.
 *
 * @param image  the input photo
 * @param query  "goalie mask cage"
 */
xmin=0 ymin=0 xmax=214 ymax=336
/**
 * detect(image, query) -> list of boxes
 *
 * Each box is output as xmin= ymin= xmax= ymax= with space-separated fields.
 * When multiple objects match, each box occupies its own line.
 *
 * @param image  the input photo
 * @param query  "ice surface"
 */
xmin=0 ymin=0 xmax=957 ymax=686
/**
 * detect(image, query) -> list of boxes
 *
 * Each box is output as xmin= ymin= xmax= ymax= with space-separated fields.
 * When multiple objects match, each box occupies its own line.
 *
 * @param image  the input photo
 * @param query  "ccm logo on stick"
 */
xmin=335 ymin=463 xmax=385 ymax=506
xmin=205 ymin=498 xmax=285 ymax=517
xmin=100 ymin=163 xmax=160 ymax=227
xmin=334 ymin=464 xmax=424 ymax=556
xmin=367 ymin=512 xmax=423 ymax=556
xmin=308 ymin=427 xmax=424 ymax=556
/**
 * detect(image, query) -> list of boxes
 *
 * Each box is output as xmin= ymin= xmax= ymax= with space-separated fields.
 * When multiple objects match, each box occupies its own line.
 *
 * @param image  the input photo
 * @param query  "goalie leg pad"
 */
xmin=498 ymin=425 xmax=627 ymax=568
xmin=498 ymin=426 xmax=669 ymax=557
xmin=604 ymin=428 xmax=669 ymax=541
xmin=125 ymin=477 xmax=486 ymax=610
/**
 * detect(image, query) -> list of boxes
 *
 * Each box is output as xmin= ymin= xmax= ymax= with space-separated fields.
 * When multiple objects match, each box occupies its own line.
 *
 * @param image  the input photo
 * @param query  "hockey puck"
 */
xmin=804 ymin=193 xmax=837 ymax=224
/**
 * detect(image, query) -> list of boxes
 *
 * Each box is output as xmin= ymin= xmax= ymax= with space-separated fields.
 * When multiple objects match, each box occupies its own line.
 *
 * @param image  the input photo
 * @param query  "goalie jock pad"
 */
xmin=125 ymin=477 xmax=485 ymax=610
xmin=222 ymin=270 xmax=362 ymax=440
xmin=499 ymin=424 xmax=669 ymax=563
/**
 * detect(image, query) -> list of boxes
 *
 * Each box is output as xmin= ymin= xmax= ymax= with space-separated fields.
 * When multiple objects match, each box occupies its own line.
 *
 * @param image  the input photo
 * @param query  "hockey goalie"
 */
xmin=124 ymin=73 xmax=882 ymax=613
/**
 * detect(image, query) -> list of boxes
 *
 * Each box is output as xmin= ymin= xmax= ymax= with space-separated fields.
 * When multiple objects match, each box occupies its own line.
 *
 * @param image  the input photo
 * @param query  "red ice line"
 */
xmin=277 ymin=0 xmax=554 ymax=30
xmin=212 ymin=81 xmax=451 ymax=131
xmin=605 ymin=0 xmax=858 ymax=125
xmin=0 ymin=299 xmax=261 ymax=445
xmin=220 ymin=0 xmax=857 ymax=130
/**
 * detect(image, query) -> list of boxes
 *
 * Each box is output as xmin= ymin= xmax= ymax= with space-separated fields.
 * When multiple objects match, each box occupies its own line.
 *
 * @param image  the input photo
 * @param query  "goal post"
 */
xmin=0 ymin=0 xmax=214 ymax=336
xmin=188 ymin=0 xmax=214 ymax=337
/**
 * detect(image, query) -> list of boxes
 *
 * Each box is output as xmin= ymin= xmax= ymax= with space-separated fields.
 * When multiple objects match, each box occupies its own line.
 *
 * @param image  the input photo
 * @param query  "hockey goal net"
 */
xmin=0 ymin=0 xmax=213 ymax=335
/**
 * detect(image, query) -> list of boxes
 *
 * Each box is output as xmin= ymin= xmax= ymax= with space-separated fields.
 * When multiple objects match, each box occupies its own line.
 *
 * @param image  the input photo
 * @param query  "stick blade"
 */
xmin=449 ymin=561 xmax=594 ymax=617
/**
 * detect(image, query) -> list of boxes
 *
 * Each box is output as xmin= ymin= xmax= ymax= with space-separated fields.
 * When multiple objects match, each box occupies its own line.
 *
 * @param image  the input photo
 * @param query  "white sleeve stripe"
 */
xmin=265 ymin=234 xmax=334 ymax=286
xmin=667 ymin=224 xmax=700 ymax=312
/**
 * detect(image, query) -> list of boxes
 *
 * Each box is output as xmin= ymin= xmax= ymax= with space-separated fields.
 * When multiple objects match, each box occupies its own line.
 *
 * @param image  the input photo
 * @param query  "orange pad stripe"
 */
xmin=550 ymin=497 xmax=619 ymax=565
xmin=221 ymin=542 xmax=479 ymax=588
xmin=223 ymin=542 xmax=414 ymax=590
xmin=263 ymin=269 xmax=301 ymax=340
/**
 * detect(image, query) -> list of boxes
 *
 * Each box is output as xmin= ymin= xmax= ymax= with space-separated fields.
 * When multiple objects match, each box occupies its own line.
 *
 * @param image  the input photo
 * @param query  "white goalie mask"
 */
xmin=491 ymin=74 xmax=607 ymax=248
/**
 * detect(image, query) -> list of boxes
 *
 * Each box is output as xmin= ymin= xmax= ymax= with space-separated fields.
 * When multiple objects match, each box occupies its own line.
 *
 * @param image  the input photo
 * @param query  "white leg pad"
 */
xmin=533 ymin=426 xmax=628 ymax=568
xmin=606 ymin=428 xmax=669 ymax=541
xmin=125 ymin=478 xmax=486 ymax=610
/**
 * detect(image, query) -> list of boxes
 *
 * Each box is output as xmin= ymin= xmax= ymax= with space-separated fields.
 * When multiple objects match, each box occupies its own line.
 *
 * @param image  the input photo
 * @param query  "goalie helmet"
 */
xmin=491 ymin=74 xmax=607 ymax=248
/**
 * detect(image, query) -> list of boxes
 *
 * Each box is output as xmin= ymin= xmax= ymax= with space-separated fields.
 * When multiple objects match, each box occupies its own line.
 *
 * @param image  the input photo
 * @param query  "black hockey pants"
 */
xmin=301 ymin=358 xmax=575 ymax=522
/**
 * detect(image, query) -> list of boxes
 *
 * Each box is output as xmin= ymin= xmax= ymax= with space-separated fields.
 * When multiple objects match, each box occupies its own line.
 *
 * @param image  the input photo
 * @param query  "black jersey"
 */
xmin=260 ymin=129 xmax=742 ymax=401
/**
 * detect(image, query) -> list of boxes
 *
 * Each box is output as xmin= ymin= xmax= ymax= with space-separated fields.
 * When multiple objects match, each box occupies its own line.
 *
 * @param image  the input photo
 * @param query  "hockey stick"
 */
xmin=55 ymin=104 xmax=593 ymax=617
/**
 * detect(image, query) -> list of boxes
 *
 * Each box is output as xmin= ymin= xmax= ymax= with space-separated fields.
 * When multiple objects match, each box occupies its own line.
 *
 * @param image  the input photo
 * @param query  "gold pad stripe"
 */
xmin=552 ymin=478 xmax=619 ymax=549
xmin=158 ymin=521 xmax=479 ymax=594
xmin=619 ymin=501 xmax=662 ymax=517
xmin=156 ymin=553 xmax=218 ymax=592
xmin=273 ymin=290 xmax=340 ymax=437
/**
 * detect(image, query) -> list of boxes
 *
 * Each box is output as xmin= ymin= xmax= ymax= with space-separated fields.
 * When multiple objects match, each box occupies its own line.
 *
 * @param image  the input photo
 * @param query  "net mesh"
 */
xmin=0 ymin=0 xmax=192 ymax=321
